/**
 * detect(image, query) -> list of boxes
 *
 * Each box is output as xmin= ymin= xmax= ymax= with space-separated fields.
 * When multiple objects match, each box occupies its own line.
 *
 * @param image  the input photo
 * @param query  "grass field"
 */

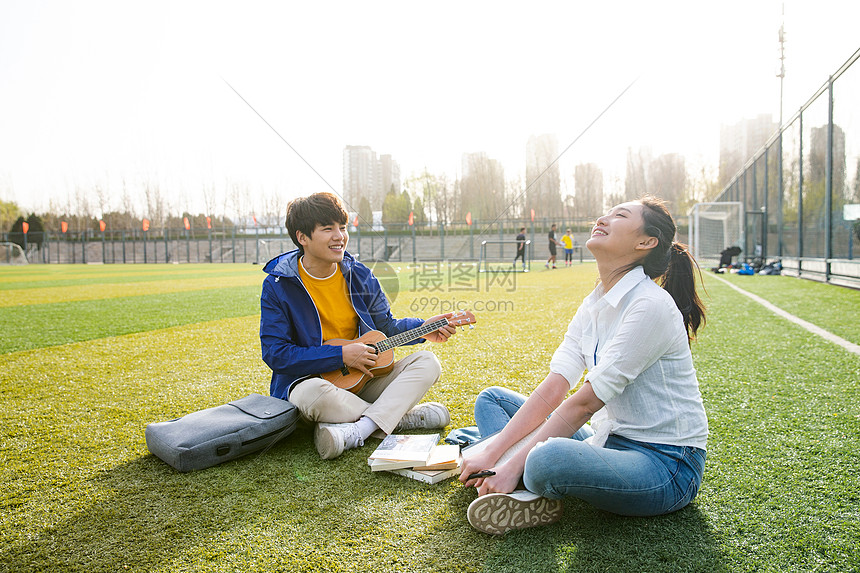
xmin=1 ymin=262 xmax=858 ymax=573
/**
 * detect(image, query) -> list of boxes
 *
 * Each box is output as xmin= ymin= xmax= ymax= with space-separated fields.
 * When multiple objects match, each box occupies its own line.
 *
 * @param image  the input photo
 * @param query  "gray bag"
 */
xmin=145 ymin=393 xmax=298 ymax=472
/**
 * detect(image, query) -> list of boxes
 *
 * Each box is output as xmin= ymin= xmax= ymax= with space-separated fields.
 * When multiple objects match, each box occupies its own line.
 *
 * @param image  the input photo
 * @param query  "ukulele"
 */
xmin=320 ymin=310 xmax=477 ymax=393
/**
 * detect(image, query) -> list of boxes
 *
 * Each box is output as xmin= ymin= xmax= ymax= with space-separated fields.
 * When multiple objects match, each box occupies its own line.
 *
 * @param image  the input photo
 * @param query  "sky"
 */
xmin=1 ymin=0 xmax=859 ymax=219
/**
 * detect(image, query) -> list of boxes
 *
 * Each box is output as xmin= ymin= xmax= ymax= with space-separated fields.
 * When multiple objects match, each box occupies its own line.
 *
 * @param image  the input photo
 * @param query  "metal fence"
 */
xmin=713 ymin=47 xmax=860 ymax=287
xmin=2 ymin=218 xmax=615 ymax=266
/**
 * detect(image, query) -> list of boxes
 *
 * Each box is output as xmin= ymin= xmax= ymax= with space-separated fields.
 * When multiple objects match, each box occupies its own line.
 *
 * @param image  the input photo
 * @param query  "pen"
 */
xmin=467 ymin=470 xmax=496 ymax=480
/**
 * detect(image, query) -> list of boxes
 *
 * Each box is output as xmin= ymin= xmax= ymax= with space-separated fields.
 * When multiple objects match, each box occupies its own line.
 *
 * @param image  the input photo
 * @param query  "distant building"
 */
xmin=379 ymin=154 xmax=400 ymax=201
xmin=525 ymin=134 xmax=561 ymax=219
xmin=342 ymin=145 xmax=401 ymax=211
xmin=459 ymin=152 xmax=506 ymax=220
xmin=573 ymin=162 xmax=604 ymax=219
xmin=809 ymin=123 xmax=846 ymax=195
xmin=719 ymin=114 xmax=778 ymax=187
xmin=460 ymin=151 xmax=487 ymax=178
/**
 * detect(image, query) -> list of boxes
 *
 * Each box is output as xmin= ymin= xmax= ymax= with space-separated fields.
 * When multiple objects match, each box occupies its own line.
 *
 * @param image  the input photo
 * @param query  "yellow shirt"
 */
xmin=561 ymin=235 xmax=573 ymax=249
xmin=298 ymin=258 xmax=359 ymax=342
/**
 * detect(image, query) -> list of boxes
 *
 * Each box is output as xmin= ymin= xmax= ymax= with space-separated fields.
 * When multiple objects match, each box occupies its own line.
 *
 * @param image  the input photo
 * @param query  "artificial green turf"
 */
xmin=705 ymin=272 xmax=860 ymax=344
xmin=691 ymin=278 xmax=860 ymax=572
xmin=0 ymin=286 xmax=261 ymax=353
xmin=0 ymin=264 xmax=261 ymax=290
xmin=1 ymin=263 xmax=858 ymax=572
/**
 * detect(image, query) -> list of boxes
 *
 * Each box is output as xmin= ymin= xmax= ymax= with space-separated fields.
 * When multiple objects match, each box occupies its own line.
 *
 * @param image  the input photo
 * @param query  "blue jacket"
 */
xmin=260 ymin=249 xmax=424 ymax=400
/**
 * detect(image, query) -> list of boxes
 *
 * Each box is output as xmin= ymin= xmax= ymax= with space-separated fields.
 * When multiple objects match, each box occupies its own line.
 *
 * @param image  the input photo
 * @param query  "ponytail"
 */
xmin=638 ymin=197 xmax=706 ymax=340
xmin=660 ymin=242 xmax=705 ymax=339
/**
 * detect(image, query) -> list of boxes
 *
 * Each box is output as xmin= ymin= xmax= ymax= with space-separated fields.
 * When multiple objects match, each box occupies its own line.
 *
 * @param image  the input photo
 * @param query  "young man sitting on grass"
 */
xmin=260 ymin=192 xmax=456 ymax=459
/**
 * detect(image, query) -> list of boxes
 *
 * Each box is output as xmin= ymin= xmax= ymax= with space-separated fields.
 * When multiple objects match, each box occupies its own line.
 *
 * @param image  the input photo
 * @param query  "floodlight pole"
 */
xmin=776 ymin=4 xmax=786 ymax=258
xmin=825 ymin=76 xmax=834 ymax=282
xmin=777 ymin=7 xmax=785 ymax=130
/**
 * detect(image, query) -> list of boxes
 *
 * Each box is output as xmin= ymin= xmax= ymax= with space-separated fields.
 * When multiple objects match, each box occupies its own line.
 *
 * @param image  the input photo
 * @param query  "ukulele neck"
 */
xmin=375 ymin=318 xmax=448 ymax=353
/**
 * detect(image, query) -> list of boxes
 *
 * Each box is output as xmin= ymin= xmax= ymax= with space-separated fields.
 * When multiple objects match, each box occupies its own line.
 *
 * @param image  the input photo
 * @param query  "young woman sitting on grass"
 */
xmin=460 ymin=196 xmax=708 ymax=535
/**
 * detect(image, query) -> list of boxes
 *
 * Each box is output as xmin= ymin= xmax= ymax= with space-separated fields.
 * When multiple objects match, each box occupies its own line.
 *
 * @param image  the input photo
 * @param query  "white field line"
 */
xmin=712 ymin=275 xmax=860 ymax=356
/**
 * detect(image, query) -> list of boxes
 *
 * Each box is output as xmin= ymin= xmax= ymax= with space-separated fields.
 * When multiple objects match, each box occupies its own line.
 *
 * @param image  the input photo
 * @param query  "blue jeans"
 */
xmin=474 ymin=386 xmax=706 ymax=517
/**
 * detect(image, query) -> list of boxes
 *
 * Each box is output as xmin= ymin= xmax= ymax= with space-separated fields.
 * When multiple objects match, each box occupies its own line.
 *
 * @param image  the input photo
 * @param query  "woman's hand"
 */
xmin=459 ymin=449 xmax=501 ymax=487
xmin=461 ymin=451 xmax=523 ymax=496
xmin=475 ymin=461 xmax=522 ymax=496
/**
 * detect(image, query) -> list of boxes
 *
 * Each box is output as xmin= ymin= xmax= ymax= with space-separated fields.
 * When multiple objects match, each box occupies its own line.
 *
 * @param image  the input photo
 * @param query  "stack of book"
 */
xmin=367 ymin=433 xmax=462 ymax=484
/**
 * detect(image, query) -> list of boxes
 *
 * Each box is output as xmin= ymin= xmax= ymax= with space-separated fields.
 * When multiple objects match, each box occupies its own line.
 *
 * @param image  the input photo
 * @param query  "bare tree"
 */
xmin=227 ymin=180 xmax=241 ymax=224
xmin=220 ymin=178 xmax=231 ymax=224
xmin=625 ymin=147 xmax=651 ymax=200
xmin=647 ymin=153 xmax=686 ymax=209
xmin=143 ymin=179 xmax=167 ymax=228
xmin=201 ymin=180 xmax=219 ymax=219
xmin=74 ymin=185 xmax=93 ymax=229
xmin=121 ymin=178 xmax=138 ymax=219
xmin=261 ymin=188 xmax=287 ymax=228
xmin=459 ymin=152 xmax=506 ymax=222
xmin=687 ymin=165 xmax=721 ymax=207
xmin=505 ymin=174 xmax=525 ymax=220
xmin=433 ymin=173 xmax=452 ymax=226
xmin=410 ymin=170 xmax=435 ymax=221
xmin=407 ymin=169 xmax=451 ymax=226
xmin=93 ymin=181 xmax=111 ymax=221
xmin=604 ymin=172 xmax=626 ymax=210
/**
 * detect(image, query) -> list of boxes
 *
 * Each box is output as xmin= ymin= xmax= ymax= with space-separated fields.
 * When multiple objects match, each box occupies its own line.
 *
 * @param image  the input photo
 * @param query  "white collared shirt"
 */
xmin=549 ymin=266 xmax=708 ymax=449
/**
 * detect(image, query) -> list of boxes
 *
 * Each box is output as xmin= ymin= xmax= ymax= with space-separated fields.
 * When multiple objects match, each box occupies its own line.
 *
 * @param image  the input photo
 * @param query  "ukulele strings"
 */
xmin=377 ymin=318 xmax=449 ymax=352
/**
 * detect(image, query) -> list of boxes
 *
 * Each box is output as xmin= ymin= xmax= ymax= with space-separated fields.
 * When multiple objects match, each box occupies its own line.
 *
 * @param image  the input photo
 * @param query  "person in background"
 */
xmin=545 ymin=224 xmax=563 ymax=269
xmin=561 ymin=228 xmax=574 ymax=267
xmin=513 ymin=226 xmax=527 ymax=271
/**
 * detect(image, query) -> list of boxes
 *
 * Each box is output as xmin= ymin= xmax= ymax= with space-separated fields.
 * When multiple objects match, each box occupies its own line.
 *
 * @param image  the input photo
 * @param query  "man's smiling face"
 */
xmin=298 ymin=221 xmax=349 ymax=272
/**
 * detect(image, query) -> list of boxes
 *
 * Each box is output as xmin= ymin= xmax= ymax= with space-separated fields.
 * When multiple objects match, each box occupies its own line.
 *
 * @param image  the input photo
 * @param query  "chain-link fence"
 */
xmin=713 ymin=47 xmax=860 ymax=287
xmin=2 ymin=213 xmax=701 ymax=266
xmin=0 ymin=219 xmax=594 ymax=265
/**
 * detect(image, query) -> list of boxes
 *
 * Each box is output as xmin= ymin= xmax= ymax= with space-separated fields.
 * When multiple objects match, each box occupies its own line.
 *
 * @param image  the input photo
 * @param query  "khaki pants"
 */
xmin=288 ymin=350 xmax=442 ymax=435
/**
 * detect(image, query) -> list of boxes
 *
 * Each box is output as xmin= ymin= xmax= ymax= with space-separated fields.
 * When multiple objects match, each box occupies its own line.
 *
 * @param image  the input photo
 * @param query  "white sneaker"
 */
xmin=467 ymin=490 xmax=563 ymax=535
xmin=314 ymin=422 xmax=363 ymax=460
xmin=395 ymin=402 xmax=450 ymax=431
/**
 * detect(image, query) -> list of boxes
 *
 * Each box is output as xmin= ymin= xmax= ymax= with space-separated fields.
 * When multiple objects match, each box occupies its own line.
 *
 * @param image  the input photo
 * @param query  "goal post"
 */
xmin=0 ymin=242 xmax=28 ymax=265
xmin=256 ymin=238 xmax=294 ymax=264
xmin=479 ymin=239 xmax=531 ymax=273
xmin=688 ymin=202 xmax=743 ymax=267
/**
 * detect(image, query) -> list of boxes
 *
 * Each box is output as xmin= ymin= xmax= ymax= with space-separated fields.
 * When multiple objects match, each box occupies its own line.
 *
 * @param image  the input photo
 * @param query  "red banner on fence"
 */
xmin=22 ymin=222 xmax=29 ymax=234
xmin=408 ymin=211 xmax=414 ymax=226
xmin=61 ymin=221 xmax=68 ymax=233
xmin=206 ymin=216 xmax=212 ymax=229
xmin=99 ymin=220 xmax=106 ymax=232
xmin=142 ymin=219 xmax=150 ymax=232
xmin=466 ymin=212 xmax=472 ymax=226
xmin=352 ymin=215 xmax=359 ymax=227
xmin=183 ymin=217 xmax=190 ymax=231
xmin=530 ymin=209 xmax=535 ymax=222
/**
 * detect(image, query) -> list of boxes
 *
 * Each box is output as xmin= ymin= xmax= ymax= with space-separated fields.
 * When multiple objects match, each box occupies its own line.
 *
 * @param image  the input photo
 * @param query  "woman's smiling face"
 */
xmin=586 ymin=201 xmax=655 ymax=258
